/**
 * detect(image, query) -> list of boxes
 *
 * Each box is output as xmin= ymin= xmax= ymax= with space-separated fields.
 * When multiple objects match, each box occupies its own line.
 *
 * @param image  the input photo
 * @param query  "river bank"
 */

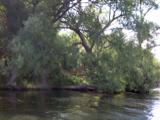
xmin=0 ymin=85 xmax=97 ymax=92
xmin=0 ymin=85 xmax=154 ymax=95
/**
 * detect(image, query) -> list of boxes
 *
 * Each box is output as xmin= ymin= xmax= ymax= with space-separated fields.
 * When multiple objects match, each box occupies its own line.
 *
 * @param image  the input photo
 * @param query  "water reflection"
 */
xmin=0 ymin=91 xmax=159 ymax=120
xmin=148 ymin=90 xmax=160 ymax=120
xmin=11 ymin=115 xmax=39 ymax=120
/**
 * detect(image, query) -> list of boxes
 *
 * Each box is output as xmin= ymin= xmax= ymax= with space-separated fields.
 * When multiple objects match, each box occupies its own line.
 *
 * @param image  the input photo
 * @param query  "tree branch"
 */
xmin=147 ymin=44 xmax=160 ymax=49
xmin=74 ymin=29 xmax=92 ymax=53
xmin=53 ymin=0 xmax=81 ymax=23
xmin=60 ymin=20 xmax=91 ymax=53
xmin=95 ymin=13 xmax=125 ymax=38
xmin=144 ymin=7 xmax=153 ymax=17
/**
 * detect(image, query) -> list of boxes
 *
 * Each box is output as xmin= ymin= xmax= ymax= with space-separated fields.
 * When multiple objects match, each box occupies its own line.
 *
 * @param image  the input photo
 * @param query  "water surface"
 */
xmin=0 ymin=90 xmax=159 ymax=120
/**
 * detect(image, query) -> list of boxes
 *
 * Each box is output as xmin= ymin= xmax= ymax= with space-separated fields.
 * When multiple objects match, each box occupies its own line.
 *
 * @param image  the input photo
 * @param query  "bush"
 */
xmin=9 ymin=14 xmax=66 ymax=86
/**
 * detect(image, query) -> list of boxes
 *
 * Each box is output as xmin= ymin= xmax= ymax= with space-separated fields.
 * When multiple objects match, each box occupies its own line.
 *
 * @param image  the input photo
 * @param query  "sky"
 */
xmin=146 ymin=9 xmax=160 ymax=61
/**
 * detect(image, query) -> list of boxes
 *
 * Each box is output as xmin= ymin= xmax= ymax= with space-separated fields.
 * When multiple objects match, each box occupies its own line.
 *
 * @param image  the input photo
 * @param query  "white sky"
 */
xmin=146 ymin=9 xmax=160 ymax=61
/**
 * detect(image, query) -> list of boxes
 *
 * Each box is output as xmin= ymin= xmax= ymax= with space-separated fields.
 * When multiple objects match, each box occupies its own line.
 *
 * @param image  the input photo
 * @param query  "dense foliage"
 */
xmin=0 ymin=0 xmax=160 ymax=93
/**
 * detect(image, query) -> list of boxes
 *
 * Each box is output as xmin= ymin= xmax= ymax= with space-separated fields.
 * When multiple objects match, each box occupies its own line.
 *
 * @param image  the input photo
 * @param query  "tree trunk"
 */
xmin=40 ymin=69 xmax=50 ymax=88
xmin=1 ymin=0 xmax=28 ymax=35
xmin=6 ymin=68 xmax=17 ymax=87
xmin=75 ymin=29 xmax=92 ymax=54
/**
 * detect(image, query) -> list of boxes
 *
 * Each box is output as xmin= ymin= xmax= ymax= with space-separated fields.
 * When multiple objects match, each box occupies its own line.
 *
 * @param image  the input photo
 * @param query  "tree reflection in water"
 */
xmin=0 ymin=91 xmax=159 ymax=120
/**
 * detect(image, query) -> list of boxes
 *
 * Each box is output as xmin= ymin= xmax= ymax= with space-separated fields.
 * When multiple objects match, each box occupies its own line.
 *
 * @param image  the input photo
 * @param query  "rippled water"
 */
xmin=0 ymin=90 xmax=159 ymax=120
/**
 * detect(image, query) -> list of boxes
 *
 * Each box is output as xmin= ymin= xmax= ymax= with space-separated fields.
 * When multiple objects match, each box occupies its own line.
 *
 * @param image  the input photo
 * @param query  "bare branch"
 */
xmin=147 ymin=44 xmax=160 ymax=49
xmin=53 ymin=0 xmax=81 ymax=23
xmin=95 ymin=13 xmax=125 ymax=37
xmin=144 ymin=7 xmax=153 ymax=17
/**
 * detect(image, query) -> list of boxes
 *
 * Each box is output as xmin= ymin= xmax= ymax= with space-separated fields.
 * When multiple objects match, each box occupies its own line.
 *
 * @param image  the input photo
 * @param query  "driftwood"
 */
xmin=52 ymin=85 xmax=97 ymax=91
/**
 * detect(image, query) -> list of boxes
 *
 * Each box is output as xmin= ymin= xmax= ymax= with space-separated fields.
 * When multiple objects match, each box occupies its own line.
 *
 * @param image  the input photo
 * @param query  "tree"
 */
xmin=0 ymin=0 xmax=159 ymax=93
xmin=8 ymin=14 xmax=66 ymax=87
xmin=0 ymin=0 xmax=28 ymax=35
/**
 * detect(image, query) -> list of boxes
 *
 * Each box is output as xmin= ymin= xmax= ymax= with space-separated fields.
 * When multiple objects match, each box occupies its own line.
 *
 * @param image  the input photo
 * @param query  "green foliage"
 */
xmin=85 ymin=32 xmax=127 ymax=93
xmin=0 ymin=0 xmax=159 ymax=94
xmin=125 ymin=49 xmax=160 ymax=93
xmin=84 ymin=30 xmax=160 ymax=93
xmin=9 ymin=14 xmax=65 ymax=86
xmin=62 ymin=73 xmax=89 ymax=86
xmin=59 ymin=34 xmax=82 ymax=70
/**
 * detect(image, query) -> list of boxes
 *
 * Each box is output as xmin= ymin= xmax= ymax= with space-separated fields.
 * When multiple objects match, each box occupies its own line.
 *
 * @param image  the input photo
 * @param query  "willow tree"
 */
xmin=1 ymin=0 xmax=82 ymax=87
xmin=57 ymin=0 xmax=160 ymax=92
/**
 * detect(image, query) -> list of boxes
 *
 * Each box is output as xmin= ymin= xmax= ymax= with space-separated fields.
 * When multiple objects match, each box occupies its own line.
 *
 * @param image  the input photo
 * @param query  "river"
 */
xmin=0 ymin=90 xmax=159 ymax=120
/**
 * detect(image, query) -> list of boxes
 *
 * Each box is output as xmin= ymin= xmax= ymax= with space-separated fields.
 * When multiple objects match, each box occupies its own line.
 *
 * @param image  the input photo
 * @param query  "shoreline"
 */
xmin=0 ymin=85 xmax=97 ymax=92
xmin=0 ymin=85 xmax=154 ymax=94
